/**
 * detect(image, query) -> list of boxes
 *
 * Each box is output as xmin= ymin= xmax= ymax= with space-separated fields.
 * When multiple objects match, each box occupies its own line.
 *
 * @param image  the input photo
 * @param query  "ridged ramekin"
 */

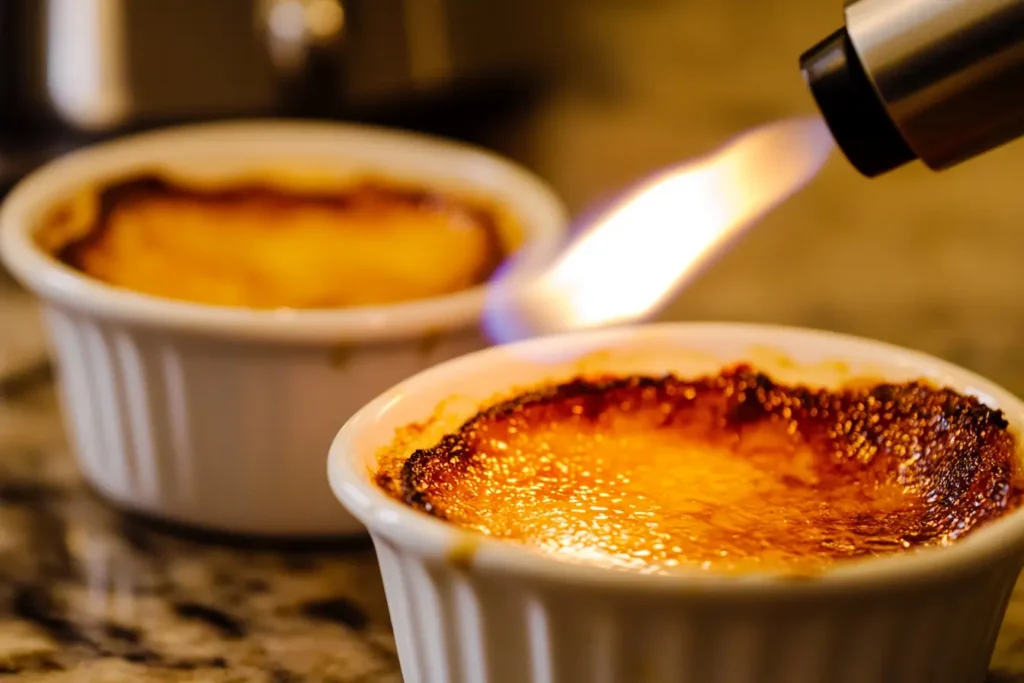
xmin=0 ymin=120 xmax=568 ymax=536
xmin=329 ymin=322 xmax=1024 ymax=683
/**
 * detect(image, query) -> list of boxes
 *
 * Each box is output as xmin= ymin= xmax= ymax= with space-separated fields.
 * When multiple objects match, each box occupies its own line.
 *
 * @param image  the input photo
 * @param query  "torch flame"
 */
xmin=484 ymin=116 xmax=835 ymax=344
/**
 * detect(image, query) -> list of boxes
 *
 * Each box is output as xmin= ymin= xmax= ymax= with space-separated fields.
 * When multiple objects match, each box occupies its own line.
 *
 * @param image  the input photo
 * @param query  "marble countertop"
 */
xmin=3 ymin=0 xmax=1024 ymax=680
xmin=0 ymin=342 xmax=399 ymax=681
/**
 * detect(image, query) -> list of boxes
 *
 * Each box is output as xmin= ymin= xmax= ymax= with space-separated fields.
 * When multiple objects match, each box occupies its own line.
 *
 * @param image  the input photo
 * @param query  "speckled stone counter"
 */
xmin=3 ymin=0 xmax=1024 ymax=680
xmin=0 ymin=377 xmax=399 ymax=682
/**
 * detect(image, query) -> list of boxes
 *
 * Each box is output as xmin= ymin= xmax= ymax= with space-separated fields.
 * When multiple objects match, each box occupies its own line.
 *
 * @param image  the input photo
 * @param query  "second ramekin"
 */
xmin=0 ymin=120 xmax=568 ymax=536
xmin=329 ymin=322 xmax=1024 ymax=683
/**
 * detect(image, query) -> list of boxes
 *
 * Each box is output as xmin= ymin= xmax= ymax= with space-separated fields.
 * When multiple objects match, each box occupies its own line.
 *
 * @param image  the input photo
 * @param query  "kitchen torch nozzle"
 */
xmin=800 ymin=0 xmax=1024 ymax=177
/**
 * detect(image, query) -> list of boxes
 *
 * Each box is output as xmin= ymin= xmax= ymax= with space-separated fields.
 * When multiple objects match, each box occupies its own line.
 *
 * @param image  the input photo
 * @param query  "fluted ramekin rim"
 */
xmin=0 ymin=119 xmax=568 ymax=344
xmin=329 ymin=322 xmax=1024 ymax=598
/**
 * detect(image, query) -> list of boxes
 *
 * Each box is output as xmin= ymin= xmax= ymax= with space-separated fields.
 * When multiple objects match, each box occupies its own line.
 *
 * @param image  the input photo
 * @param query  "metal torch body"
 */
xmin=802 ymin=0 xmax=1024 ymax=177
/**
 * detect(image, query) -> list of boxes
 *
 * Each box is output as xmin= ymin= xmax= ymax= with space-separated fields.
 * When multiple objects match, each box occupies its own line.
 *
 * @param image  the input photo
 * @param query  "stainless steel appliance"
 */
xmin=800 ymin=0 xmax=1024 ymax=177
xmin=0 ymin=0 xmax=566 ymax=190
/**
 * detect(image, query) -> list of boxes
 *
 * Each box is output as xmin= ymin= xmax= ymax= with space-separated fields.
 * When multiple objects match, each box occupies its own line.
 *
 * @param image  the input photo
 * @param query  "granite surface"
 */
xmin=3 ymin=0 xmax=1024 ymax=680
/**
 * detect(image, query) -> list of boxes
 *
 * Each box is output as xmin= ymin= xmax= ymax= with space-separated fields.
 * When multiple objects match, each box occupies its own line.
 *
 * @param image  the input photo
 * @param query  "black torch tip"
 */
xmin=800 ymin=27 xmax=917 ymax=178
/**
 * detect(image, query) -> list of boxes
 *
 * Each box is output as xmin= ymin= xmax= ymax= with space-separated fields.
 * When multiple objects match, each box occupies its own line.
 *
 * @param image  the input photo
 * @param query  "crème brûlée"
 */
xmin=35 ymin=174 xmax=516 ymax=309
xmin=375 ymin=365 xmax=1024 ymax=575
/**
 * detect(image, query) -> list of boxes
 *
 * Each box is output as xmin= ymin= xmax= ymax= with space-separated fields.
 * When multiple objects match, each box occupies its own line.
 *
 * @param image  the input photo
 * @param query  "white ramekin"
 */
xmin=329 ymin=322 xmax=1024 ymax=683
xmin=0 ymin=120 xmax=568 ymax=536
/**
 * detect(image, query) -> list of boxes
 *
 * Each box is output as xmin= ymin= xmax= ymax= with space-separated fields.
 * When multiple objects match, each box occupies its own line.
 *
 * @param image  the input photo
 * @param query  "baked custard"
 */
xmin=36 ymin=174 xmax=514 ymax=309
xmin=376 ymin=365 xmax=1024 ymax=574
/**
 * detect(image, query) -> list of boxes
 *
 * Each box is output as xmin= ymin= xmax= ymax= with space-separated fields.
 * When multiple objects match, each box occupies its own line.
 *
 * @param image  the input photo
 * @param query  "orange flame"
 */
xmin=485 ymin=117 xmax=834 ymax=343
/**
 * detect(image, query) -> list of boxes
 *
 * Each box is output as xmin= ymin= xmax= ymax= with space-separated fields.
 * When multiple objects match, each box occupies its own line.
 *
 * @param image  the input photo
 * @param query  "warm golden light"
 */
xmin=375 ymin=367 xmax=1024 ymax=575
xmin=485 ymin=117 xmax=834 ymax=343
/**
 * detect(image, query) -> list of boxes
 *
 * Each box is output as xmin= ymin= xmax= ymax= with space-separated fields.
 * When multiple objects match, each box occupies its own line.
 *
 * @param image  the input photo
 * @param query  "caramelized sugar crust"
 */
xmin=45 ymin=176 xmax=508 ymax=309
xmin=375 ymin=366 xmax=1024 ymax=574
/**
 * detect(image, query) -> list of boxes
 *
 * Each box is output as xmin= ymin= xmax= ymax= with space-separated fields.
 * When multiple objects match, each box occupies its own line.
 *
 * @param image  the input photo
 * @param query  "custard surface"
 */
xmin=376 ymin=366 xmax=1024 ymax=575
xmin=40 ymin=176 xmax=510 ymax=309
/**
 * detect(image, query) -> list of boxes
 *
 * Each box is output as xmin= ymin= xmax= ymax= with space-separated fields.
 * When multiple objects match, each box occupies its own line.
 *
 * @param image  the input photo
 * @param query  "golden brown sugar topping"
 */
xmin=375 ymin=365 xmax=1024 ymax=575
xmin=40 ymin=175 xmax=511 ymax=309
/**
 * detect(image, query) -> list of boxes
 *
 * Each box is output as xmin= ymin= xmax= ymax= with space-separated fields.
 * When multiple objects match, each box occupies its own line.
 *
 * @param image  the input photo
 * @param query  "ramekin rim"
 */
xmin=0 ymin=119 xmax=569 ymax=344
xmin=328 ymin=321 xmax=1024 ymax=596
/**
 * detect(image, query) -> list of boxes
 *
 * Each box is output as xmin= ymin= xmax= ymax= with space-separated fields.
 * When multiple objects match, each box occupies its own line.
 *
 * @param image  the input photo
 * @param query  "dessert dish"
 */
xmin=0 ymin=120 xmax=567 ymax=535
xmin=330 ymin=323 xmax=1024 ymax=683
xmin=39 ymin=174 xmax=516 ymax=309
xmin=375 ymin=365 xmax=1024 ymax=575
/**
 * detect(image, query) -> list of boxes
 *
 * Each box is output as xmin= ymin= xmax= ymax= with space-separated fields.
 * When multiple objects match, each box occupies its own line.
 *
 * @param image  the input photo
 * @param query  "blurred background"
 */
xmin=2 ymin=0 xmax=1024 ymax=389
xmin=4 ymin=2 xmax=1024 ymax=676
